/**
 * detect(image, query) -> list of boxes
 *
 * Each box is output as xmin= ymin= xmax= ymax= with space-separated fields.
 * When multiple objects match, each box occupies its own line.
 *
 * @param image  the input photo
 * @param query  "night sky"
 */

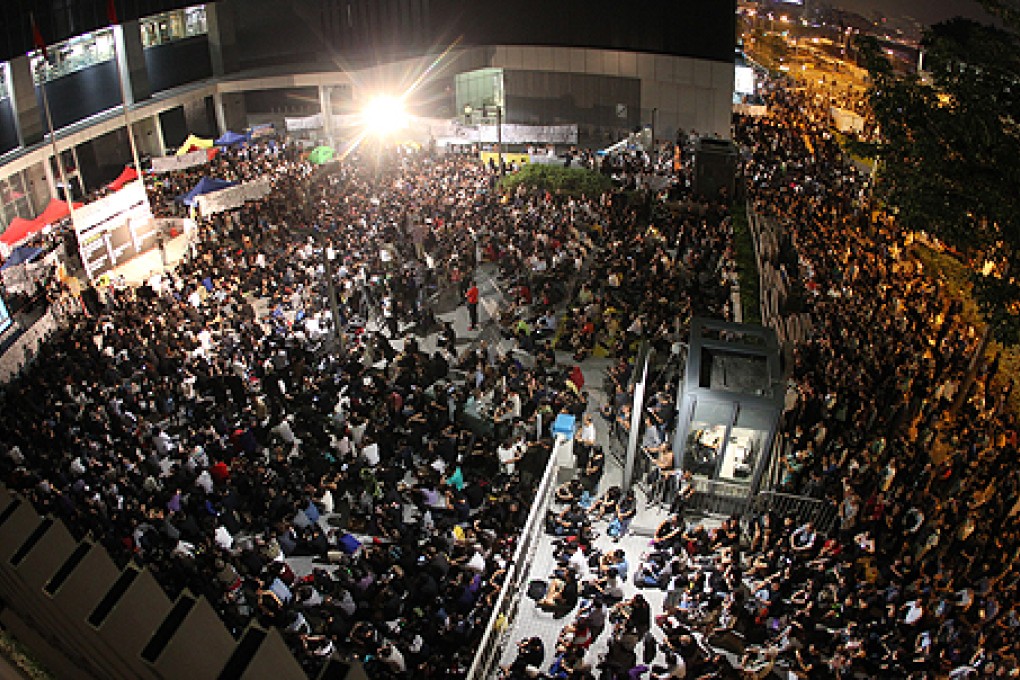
xmin=832 ymin=0 xmax=997 ymax=26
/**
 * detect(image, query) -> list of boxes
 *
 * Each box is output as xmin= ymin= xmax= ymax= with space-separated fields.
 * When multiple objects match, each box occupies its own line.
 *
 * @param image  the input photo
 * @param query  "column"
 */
xmin=213 ymin=92 xmax=228 ymax=137
xmin=319 ymin=85 xmax=334 ymax=147
xmin=41 ymin=156 xmax=57 ymax=201
xmin=213 ymin=92 xmax=248 ymax=136
xmin=7 ymin=56 xmax=43 ymax=147
xmin=153 ymin=114 xmax=166 ymax=157
xmin=114 ymin=20 xmax=151 ymax=104
xmin=206 ymin=0 xmax=239 ymax=77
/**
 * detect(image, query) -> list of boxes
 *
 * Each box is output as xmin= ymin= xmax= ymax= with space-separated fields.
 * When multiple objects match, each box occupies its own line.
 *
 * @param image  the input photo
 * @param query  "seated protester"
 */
xmin=599 ymin=549 xmax=630 ymax=582
xmin=581 ymin=569 xmax=625 ymax=605
xmin=556 ymin=619 xmax=594 ymax=654
xmin=633 ymin=552 xmax=679 ymax=590
xmin=555 ymin=478 xmax=585 ymax=505
xmin=789 ymin=521 xmax=818 ymax=555
xmin=649 ymin=652 xmax=687 ymax=680
xmin=538 ymin=566 xmax=579 ymax=612
xmin=589 ymin=485 xmax=622 ymax=521
xmin=502 ymin=636 xmax=546 ymax=679
xmin=553 ymin=536 xmax=587 ymax=577
xmin=546 ymin=502 xmax=587 ymax=536
xmin=651 ymin=514 xmax=685 ymax=552
xmin=576 ymin=597 xmax=608 ymax=641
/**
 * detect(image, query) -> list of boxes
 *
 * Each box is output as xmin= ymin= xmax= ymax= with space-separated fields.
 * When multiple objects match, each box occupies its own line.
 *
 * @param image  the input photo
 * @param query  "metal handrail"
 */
xmin=748 ymin=489 xmax=839 ymax=535
xmin=466 ymin=437 xmax=561 ymax=680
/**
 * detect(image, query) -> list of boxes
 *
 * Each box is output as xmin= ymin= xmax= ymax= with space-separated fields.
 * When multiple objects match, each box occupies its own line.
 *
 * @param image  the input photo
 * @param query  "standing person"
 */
xmin=465 ymin=280 xmax=480 ymax=330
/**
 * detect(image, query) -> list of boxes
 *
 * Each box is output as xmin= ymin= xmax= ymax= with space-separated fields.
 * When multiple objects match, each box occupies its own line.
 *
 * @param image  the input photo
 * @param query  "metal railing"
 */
xmin=685 ymin=477 xmax=754 ymax=518
xmin=466 ymin=437 xmax=561 ymax=680
xmin=747 ymin=490 xmax=839 ymax=535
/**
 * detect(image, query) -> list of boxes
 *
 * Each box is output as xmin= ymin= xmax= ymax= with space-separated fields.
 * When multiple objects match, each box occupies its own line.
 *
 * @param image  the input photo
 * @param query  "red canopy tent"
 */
xmin=36 ymin=198 xmax=80 ymax=226
xmin=0 ymin=199 xmax=83 ymax=248
xmin=107 ymin=166 xmax=138 ymax=191
xmin=0 ymin=217 xmax=40 ymax=247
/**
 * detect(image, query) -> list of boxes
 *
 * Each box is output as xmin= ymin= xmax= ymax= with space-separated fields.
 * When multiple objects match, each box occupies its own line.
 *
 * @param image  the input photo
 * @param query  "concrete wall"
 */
xmin=0 ymin=485 xmax=309 ymax=680
xmin=492 ymin=46 xmax=733 ymax=140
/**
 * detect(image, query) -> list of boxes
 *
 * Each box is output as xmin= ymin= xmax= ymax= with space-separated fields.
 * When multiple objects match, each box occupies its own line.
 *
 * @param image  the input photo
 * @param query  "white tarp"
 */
xmin=830 ymin=107 xmax=865 ymax=134
xmin=734 ymin=103 xmax=768 ymax=117
xmin=440 ymin=123 xmax=577 ymax=145
xmin=286 ymin=113 xmax=578 ymax=144
xmin=285 ymin=114 xmax=324 ymax=132
xmin=150 ymin=149 xmax=210 ymax=173
xmin=195 ymin=177 xmax=273 ymax=217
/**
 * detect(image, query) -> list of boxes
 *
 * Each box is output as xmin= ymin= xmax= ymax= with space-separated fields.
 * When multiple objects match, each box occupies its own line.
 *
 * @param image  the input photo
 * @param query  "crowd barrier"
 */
xmin=747 ymin=490 xmax=839 ymax=536
xmin=0 ymin=483 xmax=369 ymax=680
xmin=466 ymin=438 xmax=561 ymax=680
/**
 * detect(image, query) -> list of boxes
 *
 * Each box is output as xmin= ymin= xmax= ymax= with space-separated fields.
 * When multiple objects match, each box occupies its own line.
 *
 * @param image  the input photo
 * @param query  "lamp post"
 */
xmin=651 ymin=107 xmax=657 ymax=152
xmin=496 ymin=104 xmax=503 ymax=175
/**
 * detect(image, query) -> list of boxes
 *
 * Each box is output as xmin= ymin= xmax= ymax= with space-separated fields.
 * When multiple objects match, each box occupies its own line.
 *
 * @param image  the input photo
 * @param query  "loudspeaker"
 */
xmin=694 ymin=138 xmax=737 ymax=200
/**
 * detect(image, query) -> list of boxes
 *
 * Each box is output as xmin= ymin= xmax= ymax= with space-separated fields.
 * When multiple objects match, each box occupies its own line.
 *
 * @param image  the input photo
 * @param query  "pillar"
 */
xmin=319 ymin=85 xmax=335 ymax=147
xmin=213 ymin=92 xmax=247 ymax=136
xmin=7 ymin=56 xmax=43 ymax=147
xmin=153 ymin=114 xmax=166 ymax=156
xmin=114 ymin=20 xmax=151 ymax=104
xmin=206 ymin=0 xmax=239 ymax=77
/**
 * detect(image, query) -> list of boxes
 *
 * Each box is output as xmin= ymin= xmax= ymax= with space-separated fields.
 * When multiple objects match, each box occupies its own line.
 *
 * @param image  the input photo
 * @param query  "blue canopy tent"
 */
xmin=215 ymin=130 xmax=250 ymax=146
xmin=0 ymin=245 xmax=43 ymax=270
xmin=176 ymin=177 xmax=238 ymax=207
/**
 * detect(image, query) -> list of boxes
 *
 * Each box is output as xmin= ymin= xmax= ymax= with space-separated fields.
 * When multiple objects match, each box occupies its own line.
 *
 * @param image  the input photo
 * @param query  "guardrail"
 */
xmin=466 ymin=436 xmax=562 ymax=680
xmin=747 ymin=490 xmax=839 ymax=535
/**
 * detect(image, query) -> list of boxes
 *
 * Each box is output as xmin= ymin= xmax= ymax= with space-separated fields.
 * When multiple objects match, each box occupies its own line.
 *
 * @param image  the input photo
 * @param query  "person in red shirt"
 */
xmin=465 ymin=280 xmax=480 ymax=330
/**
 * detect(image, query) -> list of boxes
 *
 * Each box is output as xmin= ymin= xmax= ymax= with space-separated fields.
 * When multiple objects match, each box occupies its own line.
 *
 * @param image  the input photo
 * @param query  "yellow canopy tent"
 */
xmin=176 ymin=134 xmax=215 ymax=156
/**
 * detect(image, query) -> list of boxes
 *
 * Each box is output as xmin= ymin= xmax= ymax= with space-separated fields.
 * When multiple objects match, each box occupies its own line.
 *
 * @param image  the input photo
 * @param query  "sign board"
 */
xmin=194 ymin=177 xmax=273 ymax=217
xmin=150 ymin=149 xmax=209 ymax=173
xmin=72 ymin=180 xmax=155 ymax=281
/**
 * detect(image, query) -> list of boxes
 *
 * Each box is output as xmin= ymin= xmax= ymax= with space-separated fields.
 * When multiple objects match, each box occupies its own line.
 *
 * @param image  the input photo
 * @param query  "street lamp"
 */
xmin=361 ymin=95 xmax=409 ymax=138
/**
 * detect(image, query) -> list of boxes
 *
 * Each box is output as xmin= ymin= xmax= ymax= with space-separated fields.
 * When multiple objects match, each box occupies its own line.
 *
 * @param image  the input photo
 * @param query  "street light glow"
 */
xmin=362 ymin=95 xmax=409 ymax=137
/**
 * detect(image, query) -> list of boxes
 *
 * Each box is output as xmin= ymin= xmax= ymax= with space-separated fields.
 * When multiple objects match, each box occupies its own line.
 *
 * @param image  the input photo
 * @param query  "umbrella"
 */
xmin=308 ymin=146 xmax=335 ymax=165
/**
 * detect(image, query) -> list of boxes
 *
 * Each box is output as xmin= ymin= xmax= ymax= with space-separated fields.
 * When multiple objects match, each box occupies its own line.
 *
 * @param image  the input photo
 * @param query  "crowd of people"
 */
xmin=0 ymin=141 xmax=649 ymax=677
xmin=2 ymin=59 xmax=1019 ymax=680
xmin=499 ymin=73 xmax=1020 ymax=680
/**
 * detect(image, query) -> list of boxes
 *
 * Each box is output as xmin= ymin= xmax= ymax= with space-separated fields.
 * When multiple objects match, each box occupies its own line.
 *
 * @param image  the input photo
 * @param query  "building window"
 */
xmin=0 ymin=172 xmax=35 ymax=233
xmin=31 ymin=29 xmax=115 ymax=85
xmin=140 ymin=5 xmax=208 ymax=49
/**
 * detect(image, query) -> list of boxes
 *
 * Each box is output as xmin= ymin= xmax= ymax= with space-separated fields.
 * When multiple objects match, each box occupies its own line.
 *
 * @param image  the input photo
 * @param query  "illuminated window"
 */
xmin=0 ymin=172 xmax=35 ymax=232
xmin=140 ymin=5 xmax=208 ymax=49
xmin=31 ymin=29 xmax=115 ymax=85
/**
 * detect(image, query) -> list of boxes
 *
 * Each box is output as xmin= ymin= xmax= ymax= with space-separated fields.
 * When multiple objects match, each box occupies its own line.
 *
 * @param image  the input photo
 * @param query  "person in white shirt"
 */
xmin=497 ymin=437 xmax=524 ymax=476
xmin=361 ymin=439 xmax=380 ymax=467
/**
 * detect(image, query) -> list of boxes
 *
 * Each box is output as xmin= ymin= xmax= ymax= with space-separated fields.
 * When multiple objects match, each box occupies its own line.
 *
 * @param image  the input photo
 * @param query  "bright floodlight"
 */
xmin=362 ymin=95 xmax=409 ymax=137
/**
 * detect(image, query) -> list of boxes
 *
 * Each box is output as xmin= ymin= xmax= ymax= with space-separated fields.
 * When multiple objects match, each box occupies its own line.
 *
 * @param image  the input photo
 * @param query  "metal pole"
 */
xmin=623 ymin=345 xmax=651 ymax=492
xmin=323 ymin=237 xmax=344 ymax=351
xmin=111 ymin=23 xmax=142 ymax=174
xmin=651 ymin=107 xmax=657 ymax=151
xmin=39 ymin=78 xmax=75 ymax=221
xmin=497 ymin=104 xmax=503 ymax=175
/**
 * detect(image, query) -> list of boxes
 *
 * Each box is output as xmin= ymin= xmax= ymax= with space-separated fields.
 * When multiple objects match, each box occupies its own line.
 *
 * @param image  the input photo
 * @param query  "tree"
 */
xmin=860 ymin=17 xmax=1020 ymax=342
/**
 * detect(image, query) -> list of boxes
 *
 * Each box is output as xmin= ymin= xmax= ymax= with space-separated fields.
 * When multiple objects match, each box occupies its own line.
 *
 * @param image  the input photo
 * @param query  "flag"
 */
xmin=107 ymin=0 xmax=119 ymax=25
xmin=30 ymin=13 xmax=47 ymax=59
